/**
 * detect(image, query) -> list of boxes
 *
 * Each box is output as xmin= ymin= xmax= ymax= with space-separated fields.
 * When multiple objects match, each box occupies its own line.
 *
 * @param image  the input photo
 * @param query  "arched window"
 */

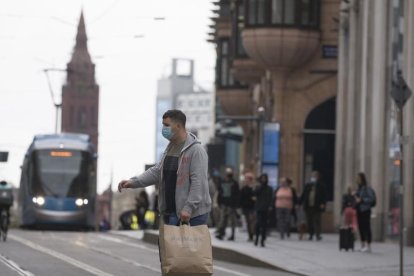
xmin=246 ymin=0 xmax=320 ymax=28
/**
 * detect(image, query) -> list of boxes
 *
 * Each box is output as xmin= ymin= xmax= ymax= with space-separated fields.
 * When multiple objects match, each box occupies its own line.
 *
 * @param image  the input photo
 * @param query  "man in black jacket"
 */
xmin=216 ymin=168 xmax=240 ymax=241
xmin=254 ymin=173 xmax=273 ymax=247
xmin=240 ymin=172 xmax=256 ymax=241
xmin=300 ymin=171 xmax=326 ymax=241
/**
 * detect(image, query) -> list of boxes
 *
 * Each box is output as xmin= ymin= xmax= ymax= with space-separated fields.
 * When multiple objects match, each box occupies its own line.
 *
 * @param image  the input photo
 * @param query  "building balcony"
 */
xmin=242 ymin=27 xmax=320 ymax=70
xmin=242 ymin=0 xmax=321 ymax=70
xmin=217 ymin=87 xmax=253 ymax=116
xmin=231 ymin=58 xmax=264 ymax=84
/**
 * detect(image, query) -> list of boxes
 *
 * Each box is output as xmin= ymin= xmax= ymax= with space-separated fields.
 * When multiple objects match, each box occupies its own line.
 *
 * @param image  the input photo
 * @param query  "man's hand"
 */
xmin=320 ymin=204 xmax=325 ymax=210
xmin=118 ymin=180 xmax=133 ymax=192
xmin=180 ymin=210 xmax=191 ymax=222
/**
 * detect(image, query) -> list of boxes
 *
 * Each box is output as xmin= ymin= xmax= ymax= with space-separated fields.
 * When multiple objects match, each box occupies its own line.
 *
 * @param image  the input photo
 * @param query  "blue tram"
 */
xmin=19 ymin=133 xmax=96 ymax=229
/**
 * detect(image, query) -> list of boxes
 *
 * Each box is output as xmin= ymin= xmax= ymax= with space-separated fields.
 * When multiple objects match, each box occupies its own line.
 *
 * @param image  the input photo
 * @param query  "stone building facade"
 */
xmin=210 ymin=0 xmax=340 ymax=231
xmin=335 ymin=0 xmax=414 ymax=245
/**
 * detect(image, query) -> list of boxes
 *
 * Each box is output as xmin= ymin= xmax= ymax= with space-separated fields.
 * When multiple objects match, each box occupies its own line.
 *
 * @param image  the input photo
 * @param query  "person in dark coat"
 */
xmin=216 ymin=168 xmax=240 ymax=241
xmin=240 ymin=172 xmax=256 ymax=241
xmin=253 ymin=173 xmax=273 ymax=247
xmin=300 ymin=171 xmax=327 ymax=241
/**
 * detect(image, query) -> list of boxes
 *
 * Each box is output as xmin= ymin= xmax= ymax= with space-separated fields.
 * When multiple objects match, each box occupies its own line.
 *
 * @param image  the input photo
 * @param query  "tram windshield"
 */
xmin=31 ymin=150 xmax=90 ymax=198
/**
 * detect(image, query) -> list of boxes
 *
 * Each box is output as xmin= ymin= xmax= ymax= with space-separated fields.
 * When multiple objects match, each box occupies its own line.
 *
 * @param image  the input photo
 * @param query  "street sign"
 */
xmin=0 ymin=152 xmax=8 ymax=162
xmin=391 ymin=72 xmax=412 ymax=109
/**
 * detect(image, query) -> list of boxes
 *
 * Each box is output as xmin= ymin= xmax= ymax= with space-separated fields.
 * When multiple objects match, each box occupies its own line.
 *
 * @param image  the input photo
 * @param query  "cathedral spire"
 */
xmin=70 ymin=11 xmax=91 ymax=64
xmin=75 ymin=11 xmax=87 ymax=50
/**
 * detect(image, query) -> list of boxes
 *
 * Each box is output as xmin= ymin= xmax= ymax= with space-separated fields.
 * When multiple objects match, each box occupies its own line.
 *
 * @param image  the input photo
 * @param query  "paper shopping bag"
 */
xmin=159 ymin=223 xmax=213 ymax=276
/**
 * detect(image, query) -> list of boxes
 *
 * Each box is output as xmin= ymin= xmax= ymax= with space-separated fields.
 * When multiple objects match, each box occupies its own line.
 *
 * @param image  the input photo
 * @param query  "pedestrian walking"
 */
xmin=354 ymin=172 xmax=376 ymax=253
xmin=300 ymin=171 xmax=327 ymax=241
xmin=240 ymin=172 xmax=256 ymax=241
xmin=275 ymin=177 xmax=294 ymax=239
xmin=216 ymin=168 xmax=240 ymax=241
xmin=253 ymin=173 xmax=273 ymax=247
xmin=118 ymin=110 xmax=212 ymax=272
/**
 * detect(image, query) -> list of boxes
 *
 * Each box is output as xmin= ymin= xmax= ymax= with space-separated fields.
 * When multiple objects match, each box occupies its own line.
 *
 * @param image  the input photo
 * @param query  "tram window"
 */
xmin=32 ymin=150 xmax=89 ymax=198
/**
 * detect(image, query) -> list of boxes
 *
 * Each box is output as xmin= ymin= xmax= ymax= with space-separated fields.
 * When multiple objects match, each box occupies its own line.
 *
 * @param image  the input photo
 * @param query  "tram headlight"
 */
xmin=75 ymin=198 xmax=84 ymax=206
xmin=83 ymin=199 xmax=88 ymax=205
xmin=33 ymin=196 xmax=45 ymax=206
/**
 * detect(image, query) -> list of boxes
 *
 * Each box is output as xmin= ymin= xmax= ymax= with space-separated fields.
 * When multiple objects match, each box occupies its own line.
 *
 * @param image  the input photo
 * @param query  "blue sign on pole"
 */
xmin=262 ymin=123 xmax=280 ymax=165
xmin=261 ymin=123 xmax=280 ymax=190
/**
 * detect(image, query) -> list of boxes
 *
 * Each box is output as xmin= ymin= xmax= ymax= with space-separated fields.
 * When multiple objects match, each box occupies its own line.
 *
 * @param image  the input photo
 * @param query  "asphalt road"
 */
xmin=0 ymin=229 xmax=295 ymax=276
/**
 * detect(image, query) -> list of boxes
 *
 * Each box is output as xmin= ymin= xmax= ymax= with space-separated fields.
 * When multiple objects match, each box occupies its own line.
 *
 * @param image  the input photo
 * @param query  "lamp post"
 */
xmin=256 ymin=106 xmax=266 ymax=175
xmin=391 ymin=71 xmax=412 ymax=276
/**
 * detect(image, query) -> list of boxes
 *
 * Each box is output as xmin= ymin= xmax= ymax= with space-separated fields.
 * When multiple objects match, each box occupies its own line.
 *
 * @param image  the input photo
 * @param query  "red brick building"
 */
xmin=61 ymin=12 xmax=99 ymax=150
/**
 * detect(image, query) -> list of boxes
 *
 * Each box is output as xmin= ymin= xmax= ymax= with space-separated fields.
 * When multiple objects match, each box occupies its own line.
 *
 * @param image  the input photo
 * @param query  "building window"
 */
xmin=232 ymin=0 xmax=248 ymax=58
xmin=271 ymin=0 xmax=283 ymax=24
xmin=246 ymin=0 xmax=320 ymax=28
xmin=78 ymin=107 xmax=87 ymax=130
xmin=90 ymin=107 xmax=96 ymax=127
xmin=70 ymin=106 xmax=75 ymax=127
xmin=217 ymin=39 xmax=235 ymax=88
xmin=284 ymin=0 xmax=295 ymax=24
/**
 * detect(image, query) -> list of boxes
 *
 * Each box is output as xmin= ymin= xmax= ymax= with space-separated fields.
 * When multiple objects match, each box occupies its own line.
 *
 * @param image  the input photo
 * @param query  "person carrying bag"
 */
xmin=118 ymin=110 xmax=213 ymax=274
xmin=159 ymin=221 xmax=213 ymax=276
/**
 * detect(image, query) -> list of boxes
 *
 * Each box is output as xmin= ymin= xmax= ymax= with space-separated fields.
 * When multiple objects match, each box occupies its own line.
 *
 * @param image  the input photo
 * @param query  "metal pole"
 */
xmin=399 ymin=104 xmax=404 ymax=276
xmin=55 ymin=105 xmax=58 ymax=134
xmin=396 ymin=0 xmax=404 ymax=274
xmin=257 ymin=118 xmax=263 ymax=176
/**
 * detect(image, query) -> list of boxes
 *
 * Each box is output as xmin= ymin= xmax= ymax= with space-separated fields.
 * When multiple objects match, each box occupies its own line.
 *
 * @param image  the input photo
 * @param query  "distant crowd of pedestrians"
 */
xmin=209 ymin=169 xmax=376 ymax=252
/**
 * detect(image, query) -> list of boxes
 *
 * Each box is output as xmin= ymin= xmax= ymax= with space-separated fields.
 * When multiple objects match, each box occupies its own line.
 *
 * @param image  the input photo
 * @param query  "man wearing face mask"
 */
xmin=300 ymin=171 xmax=327 ymax=241
xmin=118 ymin=110 xmax=211 ymax=227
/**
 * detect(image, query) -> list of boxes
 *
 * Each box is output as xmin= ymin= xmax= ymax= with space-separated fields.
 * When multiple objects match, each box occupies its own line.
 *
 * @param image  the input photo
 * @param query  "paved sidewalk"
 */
xmin=111 ymin=228 xmax=414 ymax=276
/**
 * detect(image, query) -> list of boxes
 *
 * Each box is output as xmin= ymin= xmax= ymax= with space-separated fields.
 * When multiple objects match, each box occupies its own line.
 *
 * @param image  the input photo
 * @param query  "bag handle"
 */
xmin=177 ymin=220 xmax=190 ymax=226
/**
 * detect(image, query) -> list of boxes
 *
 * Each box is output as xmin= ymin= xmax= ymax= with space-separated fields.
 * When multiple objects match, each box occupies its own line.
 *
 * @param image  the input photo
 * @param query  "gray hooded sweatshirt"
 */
xmin=129 ymin=133 xmax=211 ymax=218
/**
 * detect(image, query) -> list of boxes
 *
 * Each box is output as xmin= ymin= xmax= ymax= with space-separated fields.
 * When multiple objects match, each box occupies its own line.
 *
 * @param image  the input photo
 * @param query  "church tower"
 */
xmin=61 ymin=12 xmax=99 ymax=150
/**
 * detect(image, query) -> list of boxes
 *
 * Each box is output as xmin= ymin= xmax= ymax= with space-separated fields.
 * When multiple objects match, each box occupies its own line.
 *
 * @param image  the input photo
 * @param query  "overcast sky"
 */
xmin=0 ymin=0 xmax=216 ymax=193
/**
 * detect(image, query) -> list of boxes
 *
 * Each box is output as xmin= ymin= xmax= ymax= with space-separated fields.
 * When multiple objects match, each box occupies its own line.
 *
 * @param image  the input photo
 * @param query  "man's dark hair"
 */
xmin=163 ymin=110 xmax=186 ymax=127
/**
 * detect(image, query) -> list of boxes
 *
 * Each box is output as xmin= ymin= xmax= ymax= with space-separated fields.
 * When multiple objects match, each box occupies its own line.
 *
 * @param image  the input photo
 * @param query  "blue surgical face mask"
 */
xmin=310 ymin=177 xmax=317 ymax=183
xmin=162 ymin=126 xmax=174 ymax=140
